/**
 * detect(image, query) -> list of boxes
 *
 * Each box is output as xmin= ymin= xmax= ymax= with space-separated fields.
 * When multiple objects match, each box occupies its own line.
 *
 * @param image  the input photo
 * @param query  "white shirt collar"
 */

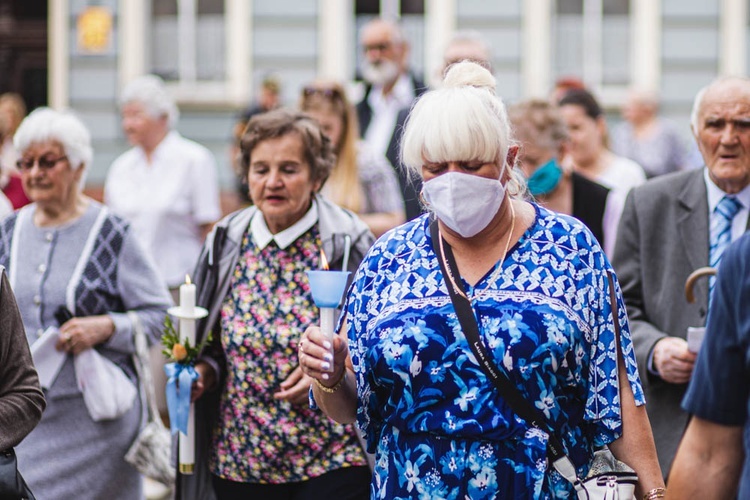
xmin=368 ymin=72 xmax=415 ymax=110
xmin=703 ymin=167 xmax=750 ymax=212
xmin=251 ymin=199 xmax=319 ymax=250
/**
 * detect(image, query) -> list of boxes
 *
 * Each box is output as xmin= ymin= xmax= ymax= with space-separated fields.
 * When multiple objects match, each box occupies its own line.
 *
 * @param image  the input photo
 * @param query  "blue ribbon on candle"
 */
xmin=164 ymin=362 xmax=198 ymax=435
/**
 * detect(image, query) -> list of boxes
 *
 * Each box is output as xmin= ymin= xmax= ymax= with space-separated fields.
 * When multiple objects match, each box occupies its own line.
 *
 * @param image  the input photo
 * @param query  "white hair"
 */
xmin=443 ymin=30 xmax=492 ymax=71
xmin=361 ymin=18 xmax=406 ymax=46
xmin=690 ymin=76 xmax=750 ymax=130
xmin=401 ymin=61 xmax=524 ymax=196
xmin=14 ymin=107 xmax=93 ymax=171
xmin=120 ymin=74 xmax=179 ymax=128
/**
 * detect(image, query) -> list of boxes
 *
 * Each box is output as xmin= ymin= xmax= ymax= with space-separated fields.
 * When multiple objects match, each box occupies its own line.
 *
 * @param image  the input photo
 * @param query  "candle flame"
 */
xmin=320 ymin=249 xmax=329 ymax=270
xmin=185 ymin=274 xmax=192 ymax=285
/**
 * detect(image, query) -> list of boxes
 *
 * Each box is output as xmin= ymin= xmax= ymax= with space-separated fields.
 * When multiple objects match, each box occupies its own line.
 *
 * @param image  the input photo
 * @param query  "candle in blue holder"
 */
xmin=306 ymin=251 xmax=350 ymax=371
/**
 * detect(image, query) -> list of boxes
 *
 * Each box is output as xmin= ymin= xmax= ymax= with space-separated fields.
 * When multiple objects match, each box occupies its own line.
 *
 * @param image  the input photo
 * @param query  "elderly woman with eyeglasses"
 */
xmin=178 ymin=108 xmax=374 ymax=500
xmin=0 ymin=108 xmax=172 ymax=499
xmin=300 ymin=81 xmax=405 ymax=237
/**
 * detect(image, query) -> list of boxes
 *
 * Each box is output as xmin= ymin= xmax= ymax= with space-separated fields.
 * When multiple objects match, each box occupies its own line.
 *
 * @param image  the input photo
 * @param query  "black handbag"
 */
xmin=430 ymin=220 xmax=638 ymax=499
xmin=0 ymin=448 xmax=35 ymax=500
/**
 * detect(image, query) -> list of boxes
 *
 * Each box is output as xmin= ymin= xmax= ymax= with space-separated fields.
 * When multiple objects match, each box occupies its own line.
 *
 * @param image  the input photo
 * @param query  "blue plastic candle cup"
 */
xmin=306 ymin=270 xmax=351 ymax=308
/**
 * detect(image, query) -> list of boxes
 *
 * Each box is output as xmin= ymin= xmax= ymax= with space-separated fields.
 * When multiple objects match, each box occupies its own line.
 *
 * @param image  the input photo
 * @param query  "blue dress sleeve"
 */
xmin=585 ymin=267 xmax=645 ymax=445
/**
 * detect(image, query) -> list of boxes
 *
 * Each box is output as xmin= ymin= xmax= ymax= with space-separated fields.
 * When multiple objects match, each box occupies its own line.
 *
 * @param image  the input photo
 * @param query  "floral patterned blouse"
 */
xmin=209 ymin=224 xmax=366 ymax=483
xmin=343 ymin=205 xmax=644 ymax=499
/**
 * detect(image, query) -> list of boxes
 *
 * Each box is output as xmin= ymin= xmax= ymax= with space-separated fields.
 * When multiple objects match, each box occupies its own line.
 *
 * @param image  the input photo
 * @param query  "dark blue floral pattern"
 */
xmin=343 ymin=205 xmax=644 ymax=499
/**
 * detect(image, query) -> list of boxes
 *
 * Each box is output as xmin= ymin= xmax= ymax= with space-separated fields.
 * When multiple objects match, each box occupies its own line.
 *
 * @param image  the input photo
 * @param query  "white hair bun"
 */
xmin=443 ymin=61 xmax=496 ymax=92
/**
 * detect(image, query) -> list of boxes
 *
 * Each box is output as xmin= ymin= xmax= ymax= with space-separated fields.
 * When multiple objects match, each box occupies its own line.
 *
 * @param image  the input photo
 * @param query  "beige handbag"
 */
xmin=124 ymin=312 xmax=175 ymax=487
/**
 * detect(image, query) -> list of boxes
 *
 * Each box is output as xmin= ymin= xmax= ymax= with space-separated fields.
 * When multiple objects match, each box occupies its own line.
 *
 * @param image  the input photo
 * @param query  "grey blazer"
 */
xmin=612 ymin=168 xmax=749 ymax=474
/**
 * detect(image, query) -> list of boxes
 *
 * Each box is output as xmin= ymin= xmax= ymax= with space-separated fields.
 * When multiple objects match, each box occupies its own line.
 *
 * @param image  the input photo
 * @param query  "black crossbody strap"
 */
xmin=429 ymin=220 xmax=577 ymax=480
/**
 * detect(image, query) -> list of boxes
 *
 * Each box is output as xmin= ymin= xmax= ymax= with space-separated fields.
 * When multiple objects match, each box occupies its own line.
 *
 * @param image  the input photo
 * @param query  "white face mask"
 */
xmin=421 ymin=171 xmax=506 ymax=238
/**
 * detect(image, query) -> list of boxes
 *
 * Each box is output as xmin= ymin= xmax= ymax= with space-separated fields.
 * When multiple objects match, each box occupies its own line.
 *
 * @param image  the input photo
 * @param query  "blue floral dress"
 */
xmin=343 ymin=205 xmax=644 ymax=499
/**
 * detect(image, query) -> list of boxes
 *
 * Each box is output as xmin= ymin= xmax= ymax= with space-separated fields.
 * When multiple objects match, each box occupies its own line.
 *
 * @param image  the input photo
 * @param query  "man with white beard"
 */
xmin=356 ymin=18 xmax=426 ymax=220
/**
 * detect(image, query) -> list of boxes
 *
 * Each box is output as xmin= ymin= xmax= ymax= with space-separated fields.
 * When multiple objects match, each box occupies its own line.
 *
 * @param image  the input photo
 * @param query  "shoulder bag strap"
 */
xmin=128 ymin=311 xmax=163 ymax=427
xmin=429 ymin=219 xmax=579 ymax=484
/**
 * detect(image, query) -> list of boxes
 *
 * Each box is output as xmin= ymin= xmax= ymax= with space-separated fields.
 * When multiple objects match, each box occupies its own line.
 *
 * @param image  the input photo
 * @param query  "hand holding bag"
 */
xmin=124 ymin=312 xmax=175 ymax=487
xmin=0 ymin=448 xmax=34 ymax=500
xmin=430 ymin=220 xmax=637 ymax=500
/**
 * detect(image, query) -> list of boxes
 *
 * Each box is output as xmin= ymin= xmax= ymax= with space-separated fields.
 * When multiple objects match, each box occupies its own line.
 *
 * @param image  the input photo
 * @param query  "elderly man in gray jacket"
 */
xmin=612 ymin=76 xmax=750 ymax=475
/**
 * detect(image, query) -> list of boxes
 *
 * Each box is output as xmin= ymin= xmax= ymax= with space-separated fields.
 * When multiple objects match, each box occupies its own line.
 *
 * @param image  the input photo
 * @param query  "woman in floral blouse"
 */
xmin=180 ymin=109 xmax=375 ymax=499
xmin=299 ymin=62 xmax=665 ymax=499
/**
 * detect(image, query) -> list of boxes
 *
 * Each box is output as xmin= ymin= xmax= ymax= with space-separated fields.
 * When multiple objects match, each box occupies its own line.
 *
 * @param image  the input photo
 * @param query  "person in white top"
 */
xmin=105 ymin=74 xmax=221 ymax=291
xmin=559 ymin=88 xmax=647 ymax=195
xmin=105 ymin=75 xmax=221 ymax=432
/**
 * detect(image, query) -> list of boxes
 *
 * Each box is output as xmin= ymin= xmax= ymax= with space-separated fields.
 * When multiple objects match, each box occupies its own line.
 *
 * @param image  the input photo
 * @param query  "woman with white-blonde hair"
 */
xmin=299 ymin=61 xmax=664 ymax=498
xmin=0 ymin=107 xmax=172 ymax=499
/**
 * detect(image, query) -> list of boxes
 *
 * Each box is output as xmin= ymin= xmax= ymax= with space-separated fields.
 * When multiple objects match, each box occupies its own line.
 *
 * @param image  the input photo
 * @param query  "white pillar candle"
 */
xmin=179 ymin=402 xmax=196 ymax=474
xmin=320 ymin=307 xmax=335 ymax=372
xmin=179 ymin=275 xmax=196 ymax=345
xmin=179 ymin=275 xmax=196 ymax=473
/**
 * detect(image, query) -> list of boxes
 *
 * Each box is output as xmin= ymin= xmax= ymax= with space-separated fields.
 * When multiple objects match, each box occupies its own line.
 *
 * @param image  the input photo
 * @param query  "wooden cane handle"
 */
xmin=685 ymin=267 xmax=717 ymax=303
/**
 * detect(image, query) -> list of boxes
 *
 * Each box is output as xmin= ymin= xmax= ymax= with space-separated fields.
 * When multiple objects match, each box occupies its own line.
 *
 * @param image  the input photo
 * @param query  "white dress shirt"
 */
xmin=704 ymin=167 xmax=750 ymax=242
xmin=104 ymin=131 xmax=221 ymax=287
xmin=596 ymin=155 xmax=647 ymax=195
xmin=364 ymin=73 xmax=416 ymax=158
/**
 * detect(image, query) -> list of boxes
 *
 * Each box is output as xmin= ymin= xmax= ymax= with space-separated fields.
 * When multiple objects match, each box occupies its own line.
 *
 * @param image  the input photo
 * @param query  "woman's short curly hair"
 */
xmin=239 ymin=108 xmax=335 ymax=188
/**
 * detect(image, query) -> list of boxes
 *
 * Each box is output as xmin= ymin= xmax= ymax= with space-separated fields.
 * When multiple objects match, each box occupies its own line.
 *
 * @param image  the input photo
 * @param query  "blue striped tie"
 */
xmin=709 ymin=196 xmax=741 ymax=298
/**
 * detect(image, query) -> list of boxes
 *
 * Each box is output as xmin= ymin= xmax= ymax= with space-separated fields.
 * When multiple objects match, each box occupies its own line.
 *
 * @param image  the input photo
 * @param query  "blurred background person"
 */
xmin=1 ymin=108 xmax=172 ymax=499
xmin=550 ymin=76 xmax=586 ymax=104
xmin=104 ymin=73 xmax=221 ymax=428
xmin=559 ymin=88 xmax=647 ymax=196
xmin=231 ymin=74 xmax=283 ymax=207
xmin=357 ymin=17 xmax=426 ymax=221
xmin=237 ymin=73 xmax=282 ymax=125
xmin=179 ymin=109 xmax=373 ymax=499
xmin=509 ymin=98 xmax=622 ymax=256
xmin=440 ymin=30 xmax=492 ymax=76
xmin=611 ymin=88 xmax=689 ymax=178
xmin=299 ymin=80 xmax=404 ymax=237
xmin=105 ymin=74 xmax=221 ymax=292
xmin=0 ymin=92 xmax=30 ymax=209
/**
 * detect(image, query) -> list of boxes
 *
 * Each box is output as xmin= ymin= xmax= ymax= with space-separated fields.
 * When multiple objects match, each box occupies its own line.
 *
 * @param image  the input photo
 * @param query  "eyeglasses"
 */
xmin=16 ymin=155 xmax=68 ymax=172
xmin=302 ymin=87 xmax=343 ymax=100
xmin=363 ymin=42 xmax=392 ymax=53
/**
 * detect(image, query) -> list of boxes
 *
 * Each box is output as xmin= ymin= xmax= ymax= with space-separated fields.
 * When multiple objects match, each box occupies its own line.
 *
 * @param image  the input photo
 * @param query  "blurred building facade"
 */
xmin=0 ymin=0 xmax=746 ymax=188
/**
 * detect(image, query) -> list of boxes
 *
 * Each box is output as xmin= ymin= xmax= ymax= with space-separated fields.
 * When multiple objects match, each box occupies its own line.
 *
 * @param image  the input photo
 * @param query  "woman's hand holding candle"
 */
xmin=298 ymin=325 xmax=349 ymax=387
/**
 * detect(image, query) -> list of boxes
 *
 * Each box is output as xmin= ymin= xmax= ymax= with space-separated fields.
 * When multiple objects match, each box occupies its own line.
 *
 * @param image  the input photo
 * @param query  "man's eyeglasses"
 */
xmin=363 ymin=42 xmax=392 ymax=53
xmin=16 ymin=156 xmax=68 ymax=172
xmin=302 ymin=87 xmax=342 ymax=100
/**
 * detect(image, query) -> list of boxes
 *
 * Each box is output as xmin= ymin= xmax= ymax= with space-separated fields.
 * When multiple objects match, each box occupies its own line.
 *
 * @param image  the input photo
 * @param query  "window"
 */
xmin=120 ymin=0 xmax=250 ymax=105
xmin=150 ymin=0 xmax=226 ymax=83
xmin=553 ymin=0 xmax=631 ymax=89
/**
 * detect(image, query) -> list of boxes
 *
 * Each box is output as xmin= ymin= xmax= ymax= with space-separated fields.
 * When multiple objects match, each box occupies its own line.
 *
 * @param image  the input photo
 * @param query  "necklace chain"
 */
xmin=439 ymin=201 xmax=516 ymax=301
